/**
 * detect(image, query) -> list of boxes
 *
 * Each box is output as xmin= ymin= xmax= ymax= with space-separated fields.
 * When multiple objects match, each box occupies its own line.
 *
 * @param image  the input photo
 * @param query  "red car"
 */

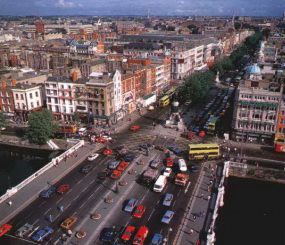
xmin=96 ymin=137 xmax=107 ymax=143
xmin=0 ymin=224 xmax=12 ymax=237
xmin=130 ymin=125 xmax=140 ymax=132
xmin=133 ymin=226 xmax=149 ymax=245
xmin=110 ymin=170 xmax=122 ymax=179
xmin=117 ymin=161 xmax=129 ymax=172
xmin=121 ymin=225 xmax=135 ymax=242
xmin=57 ymin=184 xmax=70 ymax=194
xmin=103 ymin=148 xmax=113 ymax=156
xmin=165 ymin=157 xmax=174 ymax=167
xmin=132 ymin=205 xmax=146 ymax=219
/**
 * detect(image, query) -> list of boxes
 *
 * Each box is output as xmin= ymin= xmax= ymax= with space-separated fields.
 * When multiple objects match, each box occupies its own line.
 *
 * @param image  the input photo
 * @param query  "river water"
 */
xmin=0 ymin=146 xmax=56 ymax=196
xmin=215 ymin=176 xmax=285 ymax=245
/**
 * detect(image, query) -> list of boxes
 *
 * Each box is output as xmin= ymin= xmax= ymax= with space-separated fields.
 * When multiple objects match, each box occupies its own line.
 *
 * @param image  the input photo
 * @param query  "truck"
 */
xmin=142 ymin=93 xmax=157 ymax=108
xmin=140 ymin=168 xmax=159 ymax=187
xmin=153 ymin=175 xmax=167 ymax=192
xmin=174 ymin=173 xmax=189 ymax=186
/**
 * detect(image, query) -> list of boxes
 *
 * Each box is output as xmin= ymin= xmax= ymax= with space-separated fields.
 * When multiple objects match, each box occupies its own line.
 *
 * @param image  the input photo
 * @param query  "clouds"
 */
xmin=0 ymin=0 xmax=284 ymax=16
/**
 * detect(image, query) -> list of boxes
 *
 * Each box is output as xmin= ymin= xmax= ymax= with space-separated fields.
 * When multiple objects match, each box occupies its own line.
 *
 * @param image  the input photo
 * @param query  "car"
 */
xmin=155 ymin=145 xmax=164 ymax=151
xmin=57 ymin=184 xmax=70 ymax=194
xmin=148 ymin=105 xmax=155 ymax=111
xmin=110 ymin=170 xmax=122 ymax=179
xmin=130 ymin=125 xmax=140 ymax=132
xmin=117 ymin=161 xmax=129 ymax=172
xmin=108 ymin=161 xmax=120 ymax=169
xmin=162 ymin=168 xmax=172 ymax=177
xmin=40 ymin=186 xmax=56 ymax=198
xmin=60 ymin=216 xmax=77 ymax=230
xmin=95 ymin=137 xmax=107 ymax=143
xmin=0 ymin=224 xmax=12 ymax=237
xmin=124 ymin=198 xmax=138 ymax=213
xmin=168 ymin=146 xmax=182 ymax=155
xmin=102 ymin=135 xmax=112 ymax=141
xmin=177 ymin=159 xmax=187 ymax=172
xmin=133 ymin=226 xmax=149 ymax=245
xmin=139 ymin=143 xmax=154 ymax=151
xmin=123 ymin=153 xmax=136 ymax=162
xmin=97 ymin=171 xmax=109 ymax=180
xmin=99 ymin=227 xmax=117 ymax=243
xmin=149 ymin=159 xmax=160 ymax=169
xmin=31 ymin=226 xmax=54 ymax=242
xmin=150 ymin=233 xmax=164 ymax=245
xmin=15 ymin=223 xmax=33 ymax=238
xmin=189 ymin=165 xmax=200 ymax=173
xmin=87 ymin=153 xmax=99 ymax=161
xmin=75 ymin=230 xmax=86 ymax=239
xmin=121 ymin=225 xmax=135 ymax=242
xmin=80 ymin=164 xmax=93 ymax=174
xmin=161 ymin=210 xmax=175 ymax=224
xmin=132 ymin=205 xmax=146 ymax=219
xmin=162 ymin=193 xmax=174 ymax=207
xmin=165 ymin=157 xmax=174 ymax=167
xmin=103 ymin=148 xmax=113 ymax=156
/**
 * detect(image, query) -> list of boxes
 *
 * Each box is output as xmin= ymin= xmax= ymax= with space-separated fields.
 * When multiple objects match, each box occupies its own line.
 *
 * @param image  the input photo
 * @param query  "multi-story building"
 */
xmin=232 ymin=64 xmax=283 ymax=143
xmin=12 ymin=84 xmax=43 ymax=122
xmin=0 ymin=80 xmax=16 ymax=117
xmin=80 ymin=59 xmax=106 ymax=78
xmin=275 ymin=93 xmax=285 ymax=152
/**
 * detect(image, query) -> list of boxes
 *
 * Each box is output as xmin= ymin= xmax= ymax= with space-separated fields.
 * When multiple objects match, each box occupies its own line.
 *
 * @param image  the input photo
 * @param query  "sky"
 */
xmin=0 ymin=0 xmax=284 ymax=16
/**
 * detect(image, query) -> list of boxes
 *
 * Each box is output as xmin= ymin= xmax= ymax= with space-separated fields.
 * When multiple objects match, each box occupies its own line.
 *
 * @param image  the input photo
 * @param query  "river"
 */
xmin=215 ymin=176 xmax=285 ymax=245
xmin=0 ymin=146 xmax=57 ymax=196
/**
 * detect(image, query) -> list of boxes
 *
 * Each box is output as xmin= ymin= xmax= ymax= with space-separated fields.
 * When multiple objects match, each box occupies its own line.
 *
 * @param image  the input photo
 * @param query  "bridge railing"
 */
xmin=0 ymin=140 xmax=84 ymax=204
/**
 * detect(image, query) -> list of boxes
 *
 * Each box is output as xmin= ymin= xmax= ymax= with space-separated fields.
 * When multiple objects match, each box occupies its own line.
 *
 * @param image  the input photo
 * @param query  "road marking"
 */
xmin=44 ymin=208 xmax=52 ymax=215
xmin=177 ymin=189 xmax=182 ymax=196
xmin=56 ymin=197 xmax=63 ymax=204
xmin=173 ymin=200 xmax=177 ymax=206
xmin=90 ymin=179 xmax=96 ymax=185
xmin=31 ymin=219 xmax=39 ymax=226
xmin=140 ymin=189 xmax=149 ymax=203
xmin=184 ymin=181 xmax=191 ymax=194
xmin=82 ymin=185 xmax=89 ymax=192
xmin=78 ymin=178 xmax=83 ymax=184
xmin=28 ymin=226 xmax=39 ymax=237
xmin=147 ymin=209 xmax=156 ymax=222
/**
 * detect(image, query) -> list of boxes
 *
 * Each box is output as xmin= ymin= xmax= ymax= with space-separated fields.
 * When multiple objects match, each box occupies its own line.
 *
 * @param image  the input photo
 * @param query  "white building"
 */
xmin=112 ymin=70 xmax=122 ymax=114
xmin=12 ymin=84 xmax=43 ymax=122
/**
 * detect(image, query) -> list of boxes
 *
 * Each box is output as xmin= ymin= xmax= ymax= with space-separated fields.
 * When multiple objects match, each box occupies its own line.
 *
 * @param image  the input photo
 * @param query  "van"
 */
xmin=153 ymin=175 xmax=167 ymax=192
xmin=78 ymin=128 xmax=87 ymax=136
xmin=178 ymin=159 xmax=187 ymax=172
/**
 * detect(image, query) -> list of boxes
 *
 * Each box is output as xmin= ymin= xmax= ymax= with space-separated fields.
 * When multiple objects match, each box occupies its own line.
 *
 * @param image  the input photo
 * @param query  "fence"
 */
xmin=0 ymin=140 xmax=84 ymax=204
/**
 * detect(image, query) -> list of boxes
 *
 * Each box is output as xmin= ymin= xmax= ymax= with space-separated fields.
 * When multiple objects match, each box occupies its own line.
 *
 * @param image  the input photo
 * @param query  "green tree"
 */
xmin=25 ymin=109 xmax=57 ymax=145
xmin=0 ymin=112 xmax=7 ymax=131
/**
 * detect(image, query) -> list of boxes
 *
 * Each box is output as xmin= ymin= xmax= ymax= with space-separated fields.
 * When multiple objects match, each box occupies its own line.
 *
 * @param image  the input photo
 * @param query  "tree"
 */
xmin=0 ymin=112 xmax=6 ymax=130
xmin=25 ymin=109 xmax=58 ymax=145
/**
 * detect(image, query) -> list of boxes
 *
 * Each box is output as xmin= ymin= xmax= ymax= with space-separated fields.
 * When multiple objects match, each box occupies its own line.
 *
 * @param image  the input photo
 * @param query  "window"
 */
xmin=31 ymin=102 xmax=34 ymax=108
xmin=22 ymin=103 xmax=25 ymax=109
xmin=17 ymin=103 xmax=20 ymax=109
xmin=29 ymin=93 xmax=33 ymax=99
xmin=35 ymin=91 xmax=39 ymax=97
xmin=47 ymin=97 xmax=51 ymax=103
xmin=69 ymin=100 xmax=72 ymax=105
xmin=15 ymin=94 xmax=19 ymax=99
xmin=21 ymin=94 xmax=24 ymax=100
xmin=37 ymin=101 xmax=40 ymax=107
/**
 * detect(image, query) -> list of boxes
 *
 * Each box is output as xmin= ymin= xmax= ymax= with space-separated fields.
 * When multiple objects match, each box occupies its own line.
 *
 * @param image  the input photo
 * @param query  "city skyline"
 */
xmin=0 ymin=0 xmax=284 ymax=17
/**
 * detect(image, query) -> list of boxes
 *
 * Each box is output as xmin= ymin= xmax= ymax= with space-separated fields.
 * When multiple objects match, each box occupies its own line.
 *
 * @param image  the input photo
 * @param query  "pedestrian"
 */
xmin=190 ymin=229 xmax=194 ymax=234
xmin=207 ymin=195 xmax=211 ymax=201
xmin=193 ymin=215 xmax=196 ymax=221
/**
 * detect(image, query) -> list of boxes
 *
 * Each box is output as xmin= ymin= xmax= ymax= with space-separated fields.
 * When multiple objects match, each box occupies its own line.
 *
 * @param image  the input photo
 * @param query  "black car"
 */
xmin=139 ymin=143 xmax=154 ymax=151
xmin=97 ymin=171 xmax=109 ymax=180
xmin=123 ymin=154 xmax=136 ymax=162
xmin=99 ymin=227 xmax=117 ymax=243
xmin=80 ymin=164 xmax=93 ymax=174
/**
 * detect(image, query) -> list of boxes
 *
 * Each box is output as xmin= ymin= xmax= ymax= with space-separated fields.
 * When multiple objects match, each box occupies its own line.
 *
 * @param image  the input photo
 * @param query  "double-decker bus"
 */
xmin=60 ymin=124 xmax=77 ymax=134
xmin=164 ymin=87 xmax=176 ymax=99
xmin=189 ymin=143 xmax=220 ymax=160
xmin=159 ymin=95 xmax=170 ymax=107
xmin=207 ymin=117 xmax=219 ymax=135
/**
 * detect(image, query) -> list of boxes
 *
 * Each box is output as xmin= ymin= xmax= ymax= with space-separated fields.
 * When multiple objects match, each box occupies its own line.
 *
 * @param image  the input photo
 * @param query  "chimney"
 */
xmin=71 ymin=71 xmax=78 ymax=82
xmin=12 ymin=79 xmax=17 ymax=86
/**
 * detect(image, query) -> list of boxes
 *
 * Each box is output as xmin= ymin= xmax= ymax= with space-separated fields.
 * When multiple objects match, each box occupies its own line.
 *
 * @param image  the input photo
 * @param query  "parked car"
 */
xmin=87 ymin=153 xmax=99 ymax=161
xmin=177 ymin=159 xmax=187 ymax=172
xmin=80 ymin=164 xmax=93 ymax=174
xmin=133 ymin=226 xmax=149 ymax=245
xmin=155 ymin=145 xmax=165 ymax=151
xmin=123 ymin=153 xmax=136 ymax=162
xmin=130 ymin=125 xmax=141 ymax=132
xmin=103 ymin=148 xmax=113 ymax=156
xmin=57 ymin=184 xmax=70 ymax=194
xmin=168 ymin=146 xmax=182 ymax=155
xmin=162 ymin=193 xmax=174 ymax=207
xmin=149 ymin=159 xmax=160 ymax=169
xmin=121 ymin=225 xmax=135 ymax=242
xmin=97 ymin=171 xmax=109 ymax=180
xmin=15 ymin=223 xmax=33 ymax=238
xmin=110 ymin=170 xmax=122 ymax=180
xmin=162 ymin=168 xmax=172 ymax=177
xmin=99 ymin=227 xmax=117 ymax=243
xmin=108 ymin=161 xmax=120 ymax=170
xmin=40 ymin=186 xmax=56 ymax=198
xmin=139 ymin=143 xmax=154 ymax=151
xmin=150 ymin=233 xmax=164 ymax=245
xmin=124 ymin=198 xmax=138 ymax=213
xmin=31 ymin=226 xmax=54 ymax=242
xmin=161 ymin=210 xmax=175 ymax=224
xmin=165 ymin=157 xmax=174 ymax=167
xmin=132 ymin=205 xmax=146 ymax=219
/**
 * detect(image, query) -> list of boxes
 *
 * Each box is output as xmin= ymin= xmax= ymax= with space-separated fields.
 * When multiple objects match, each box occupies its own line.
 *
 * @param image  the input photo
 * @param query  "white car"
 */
xmin=102 ymin=135 xmax=112 ymax=141
xmin=163 ymin=168 xmax=172 ymax=177
xmin=87 ymin=153 xmax=99 ymax=161
xmin=148 ymin=105 xmax=154 ymax=111
xmin=178 ymin=159 xmax=187 ymax=172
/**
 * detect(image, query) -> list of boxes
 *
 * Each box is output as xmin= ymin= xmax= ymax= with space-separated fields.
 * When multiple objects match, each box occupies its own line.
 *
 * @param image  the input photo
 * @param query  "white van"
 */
xmin=153 ymin=175 xmax=167 ymax=192
xmin=178 ymin=159 xmax=187 ymax=172
xmin=78 ymin=128 xmax=87 ymax=136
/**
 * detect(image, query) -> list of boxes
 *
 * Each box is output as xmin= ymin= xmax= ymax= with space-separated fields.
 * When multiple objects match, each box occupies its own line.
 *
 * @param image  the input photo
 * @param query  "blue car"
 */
xmin=168 ymin=146 xmax=182 ymax=155
xmin=108 ymin=161 xmax=120 ymax=170
xmin=31 ymin=226 xmax=54 ymax=242
xmin=161 ymin=210 xmax=175 ymax=224
xmin=39 ymin=186 xmax=56 ymax=198
xmin=150 ymin=233 xmax=164 ymax=245
xmin=124 ymin=198 xmax=138 ymax=213
xmin=123 ymin=154 xmax=136 ymax=162
xmin=99 ymin=227 xmax=117 ymax=243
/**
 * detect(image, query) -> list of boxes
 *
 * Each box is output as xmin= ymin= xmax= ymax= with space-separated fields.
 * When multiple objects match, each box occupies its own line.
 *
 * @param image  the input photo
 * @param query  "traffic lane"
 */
xmin=7 ymin=154 xmax=112 ymax=240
